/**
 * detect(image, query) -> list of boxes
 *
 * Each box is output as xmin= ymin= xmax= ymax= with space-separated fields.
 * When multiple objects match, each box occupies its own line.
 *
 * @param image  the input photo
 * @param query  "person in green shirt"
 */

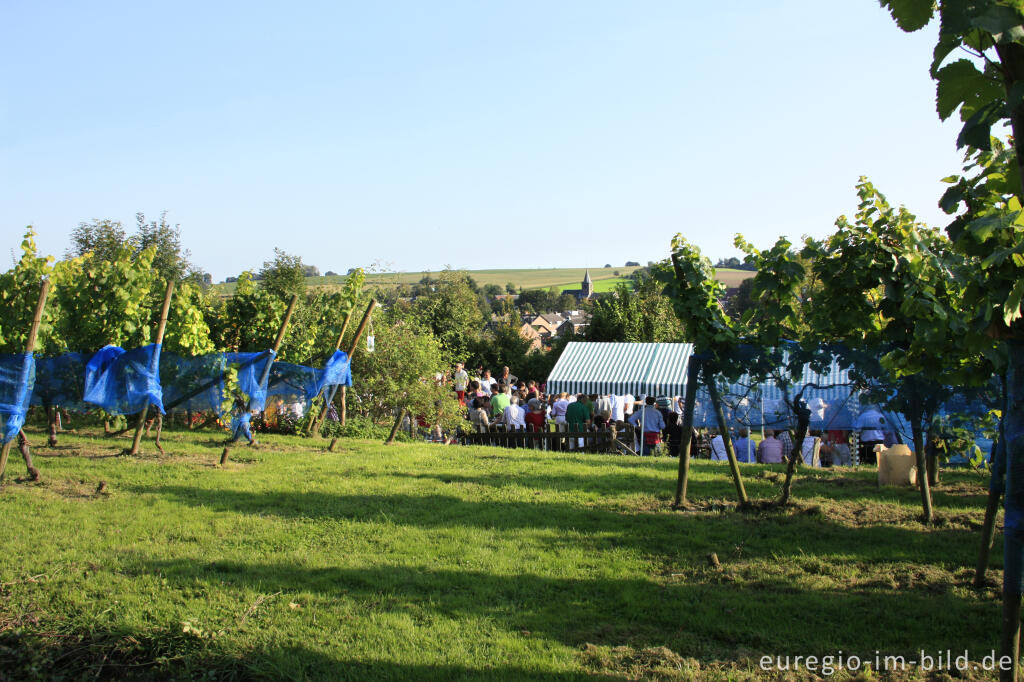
xmin=565 ymin=394 xmax=591 ymax=430
xmin=491 ymin=384 xmax=511 ymax=419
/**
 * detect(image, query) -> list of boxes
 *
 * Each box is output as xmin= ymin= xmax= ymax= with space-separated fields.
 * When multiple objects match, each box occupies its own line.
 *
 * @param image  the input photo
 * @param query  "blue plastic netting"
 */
xmin=159 ymin=351 xmax=275 ymax=416
xmin=0 ymin=353 xmax=35 ymax=444
xmin=83 ymin=344 xmax=164 ymax=415
xmin=31 ymin=353 xmax=87 ymax=411
xmin=266 ymin=350 xmax=351 ymax=411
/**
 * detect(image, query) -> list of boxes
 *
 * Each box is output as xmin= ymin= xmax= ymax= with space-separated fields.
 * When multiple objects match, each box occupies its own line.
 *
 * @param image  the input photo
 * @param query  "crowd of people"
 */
xmin=445 ymin=363 xmax=901 ymax=464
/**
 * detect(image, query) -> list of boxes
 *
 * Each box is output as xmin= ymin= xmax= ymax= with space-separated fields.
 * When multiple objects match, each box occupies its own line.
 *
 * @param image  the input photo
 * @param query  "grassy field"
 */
xmin=0 ymin=426 xmax=1002 ymax=680
xmin=211 ymin=267 xmax=754 ymax=297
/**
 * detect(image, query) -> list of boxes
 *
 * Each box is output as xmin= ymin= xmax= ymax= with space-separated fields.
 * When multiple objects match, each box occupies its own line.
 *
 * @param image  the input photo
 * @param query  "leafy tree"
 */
xmin=66 ymin=219 xmax=128 ymax=264
xmin=53 ymin=244 xmax=159 ymax=352
xmin=660 ymin=237 xmax=749 ymax=506
xmin=0 ymin=229 xmax=72 ymax=355
xmin=586 ymin=275 xmax=684 ymax=343
xmin=516 ymin=288 xmax=559 ymax=313
xmin=134 ymin=212 xmax=197 ymax=284
xmin=214 ymin=271 xmax=288 ymax=354
xmin=803 ymin=179 xmax=995 ymax=522
xmin=505 ymin=282 xmax=517 ymax=294
xmin=411 ymin=269 xmax=483 ymax=364
xmin=467 ymin=313 xmax=534 ymax=375
xmin=482 ymin=284 xmax=503 ymax=299
xmin=348 ymin=312 xmax=456 ymax=425
xmin=258 ymin=249 xmax=307 ymax=301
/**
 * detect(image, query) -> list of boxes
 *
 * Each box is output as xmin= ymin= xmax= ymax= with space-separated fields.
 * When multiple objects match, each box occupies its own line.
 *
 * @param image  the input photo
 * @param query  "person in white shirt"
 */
xmin=610 ymin=394 xmax=625 ymax=422
xmin=453 ymin=362 xmax=469 ymax=405
xmin=550 ymin=393 xmax=569 ymax=423
xmin=622 ymin=393 xmax=635 ymax=417
xmin=503 ymin=396 xmax=526 ymax=429
xmin=477 ymin=370 xmax=493 ymax=396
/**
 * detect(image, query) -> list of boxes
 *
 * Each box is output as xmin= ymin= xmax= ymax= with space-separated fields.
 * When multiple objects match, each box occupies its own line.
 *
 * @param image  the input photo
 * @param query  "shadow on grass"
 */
xmin=138 ymin=557 xmax=997 ymax=660
xmin=127 ymin=483 xmax=983 ymax=565
xmin=0 ymin=627 xmax=584 ymax=681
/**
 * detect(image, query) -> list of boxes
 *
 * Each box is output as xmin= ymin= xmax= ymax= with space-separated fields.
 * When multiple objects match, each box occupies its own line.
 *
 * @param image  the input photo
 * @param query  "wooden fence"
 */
xmin=457 ymin=423 xmax=633 ymax=454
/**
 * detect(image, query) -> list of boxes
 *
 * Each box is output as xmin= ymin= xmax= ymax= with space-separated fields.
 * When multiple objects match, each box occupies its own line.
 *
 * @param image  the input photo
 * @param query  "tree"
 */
xmin=258 ymin=249 xmax=306 ymax=301
xmin=586 ymin=276 xmax=684 ymax=343
xmin=411 ymin=269 xmax=483 ymax=364
xmin=881 ymin=2 xmax=1024 ymax=666
xmin=660 ymin=237 xmax=749 ymax=507
xmin=482 ymin=284 xmax=503 ymax=299
xmin=0 ymin=229 xmax=71 ymax=355
xmin=66 ymin=219 xmax=128 ymax=264
xmin=505 ymin=282 xmax=517 ymax=294
xmin=134 ymin=212 xmax=196 ymax=284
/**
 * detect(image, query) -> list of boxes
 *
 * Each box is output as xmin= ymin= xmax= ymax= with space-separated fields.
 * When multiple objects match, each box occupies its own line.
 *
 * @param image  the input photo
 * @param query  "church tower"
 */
xmin=581 ymin=269 xmax=593 ymax=299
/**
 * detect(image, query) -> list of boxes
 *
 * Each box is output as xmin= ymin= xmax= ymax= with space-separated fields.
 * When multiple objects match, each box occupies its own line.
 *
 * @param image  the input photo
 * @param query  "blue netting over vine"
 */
xmin=31 ymin=353 xmax=87 ymax=411
xmin=265 ymin=350 xmax=351 ymax=411
xmin=0 ymin=353 xmax=35 ymax=444
xmin=83 ymin=344 xmax=164 ymax=416
xmin=159 ymin=351 xmax=275 ymax=416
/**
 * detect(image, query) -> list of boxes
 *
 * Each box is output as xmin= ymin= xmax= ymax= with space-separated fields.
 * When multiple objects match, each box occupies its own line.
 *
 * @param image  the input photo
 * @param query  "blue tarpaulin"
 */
xmin=83 ymin=344 xmax=164 ymax=415
xmin=0 ymin=353 xmax=35 ymax=444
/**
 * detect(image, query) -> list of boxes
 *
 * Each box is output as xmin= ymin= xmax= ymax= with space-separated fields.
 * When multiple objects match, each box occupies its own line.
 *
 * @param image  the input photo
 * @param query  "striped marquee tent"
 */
xmin=546 ymin=342 xmax=890 ymax=433
xmin=545 ymin=342 xmax=694 ymax=397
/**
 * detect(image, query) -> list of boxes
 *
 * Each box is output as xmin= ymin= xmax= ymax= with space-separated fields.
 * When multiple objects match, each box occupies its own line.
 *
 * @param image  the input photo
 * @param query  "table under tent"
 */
xmin=545 ymin=341 xmax=992 ymax=463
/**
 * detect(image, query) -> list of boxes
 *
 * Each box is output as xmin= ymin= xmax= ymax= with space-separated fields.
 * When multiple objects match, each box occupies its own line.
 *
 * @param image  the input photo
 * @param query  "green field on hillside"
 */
xmin=0 ymin=426 xmax=1003 ymax=680
xmin=211 ymin=266 xmax=753 ymax=297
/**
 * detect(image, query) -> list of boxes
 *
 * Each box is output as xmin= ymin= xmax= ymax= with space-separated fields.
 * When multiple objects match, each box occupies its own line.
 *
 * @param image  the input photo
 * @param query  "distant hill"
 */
xmin=211 ymin=266 xmax=753 ymax=296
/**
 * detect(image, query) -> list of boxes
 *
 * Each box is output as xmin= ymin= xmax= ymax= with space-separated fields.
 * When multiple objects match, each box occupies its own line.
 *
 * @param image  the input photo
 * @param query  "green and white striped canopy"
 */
xmin=546 ymin=342 xmax=694 ymax=397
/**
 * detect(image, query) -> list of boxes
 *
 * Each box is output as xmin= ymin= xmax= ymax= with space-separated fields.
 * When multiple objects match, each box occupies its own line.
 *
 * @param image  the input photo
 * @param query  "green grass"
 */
xmin=211 ymin=267 xmax=754 ymax=297
xmin=0 ymin=426 xmax=1002 ymax=680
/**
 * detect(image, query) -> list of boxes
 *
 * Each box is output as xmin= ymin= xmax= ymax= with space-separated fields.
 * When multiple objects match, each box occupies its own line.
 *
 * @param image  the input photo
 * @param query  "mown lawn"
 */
xmin=0 ymin=426 xmax=1004 ymax=680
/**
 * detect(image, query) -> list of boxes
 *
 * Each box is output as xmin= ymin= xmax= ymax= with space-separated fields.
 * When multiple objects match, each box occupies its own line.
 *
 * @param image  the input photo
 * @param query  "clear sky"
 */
xmin=1 ymin=1 xmax=968 ymax=281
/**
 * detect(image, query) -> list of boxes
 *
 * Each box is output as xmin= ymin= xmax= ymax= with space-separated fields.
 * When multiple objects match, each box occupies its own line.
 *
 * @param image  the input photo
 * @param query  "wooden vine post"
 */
xmin=221 ymin=295 xmax=297 ymax=464
xmin=124 ymin=280 xmax=175 ymax=457
xmin=312 ymin=299 xmax=376 ymax=436
xmin=673 ymin=358 xmax=701 ymax=507
xmin=705 ymin=371 xmax=748 ymax=507
xmin=0 ymin=279 xmax=50 ymax=482
xmin=301 ymin=309 xmax=353 ymax=437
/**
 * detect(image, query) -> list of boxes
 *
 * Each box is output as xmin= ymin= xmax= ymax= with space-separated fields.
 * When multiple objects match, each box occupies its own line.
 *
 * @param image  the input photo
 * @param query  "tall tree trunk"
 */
xmin=978 ymin=374 xmax=1009 ymax=587
xmin=674 ymin=360 xmax=700 ymax=507
xmin=778 ymin=401 xmax=811 ymax=506
xmin=706 ymin=374 xmax=748 ymax=507
xmin=910 ymin=407 xmax=934 ymax=524
xmin=1001 ymin=341 xmax=1024 ymax=680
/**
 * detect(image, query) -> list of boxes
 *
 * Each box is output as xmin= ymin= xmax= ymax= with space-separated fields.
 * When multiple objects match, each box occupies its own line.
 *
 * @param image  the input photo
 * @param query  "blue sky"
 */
xmin=1 ymin=1 xmax=967 ymax=281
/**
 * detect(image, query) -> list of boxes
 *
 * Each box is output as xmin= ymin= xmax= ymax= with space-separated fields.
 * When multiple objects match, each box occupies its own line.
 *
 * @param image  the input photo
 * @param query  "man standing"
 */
xmin=499 ymin=366 xmax=518 ymax=386
xmin=453 ymin=362 xmax=469 ymax=405
xmin=565 ymin=394 xmax=591 ymax=430
xmin=478 ymin=369 xmax=493 ymax=396
xmin=657 ymin=397 xmax=681 ymax=458
xmin=628 ymin=396 xmax=666 ymax=456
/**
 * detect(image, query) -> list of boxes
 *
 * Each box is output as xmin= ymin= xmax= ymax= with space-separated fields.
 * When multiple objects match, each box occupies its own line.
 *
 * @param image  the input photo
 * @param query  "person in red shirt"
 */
xmin=524 ymin=398 xmax=547 ymax=431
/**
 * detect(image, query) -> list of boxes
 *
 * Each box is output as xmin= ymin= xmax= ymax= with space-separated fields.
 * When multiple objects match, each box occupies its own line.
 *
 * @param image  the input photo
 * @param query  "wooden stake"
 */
xmin=126 ymin=280 xmax=175 ymax=457
xmin=385 ymin=408 xmax=406 ymax=445
xmin=220 ymin=448 xmax=230 ymax=466
xmin=313 ymin=299 xmax=376 ymax=435
xmin=328 ymin=437 xmax=338 ymax=452
xmin=674 ymin=360 xmax=700 ymax=507
xmin=0 ymin=279 xmax=49 ymax=482
xmin=706 ymin=373 xmax=748 ymax=507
